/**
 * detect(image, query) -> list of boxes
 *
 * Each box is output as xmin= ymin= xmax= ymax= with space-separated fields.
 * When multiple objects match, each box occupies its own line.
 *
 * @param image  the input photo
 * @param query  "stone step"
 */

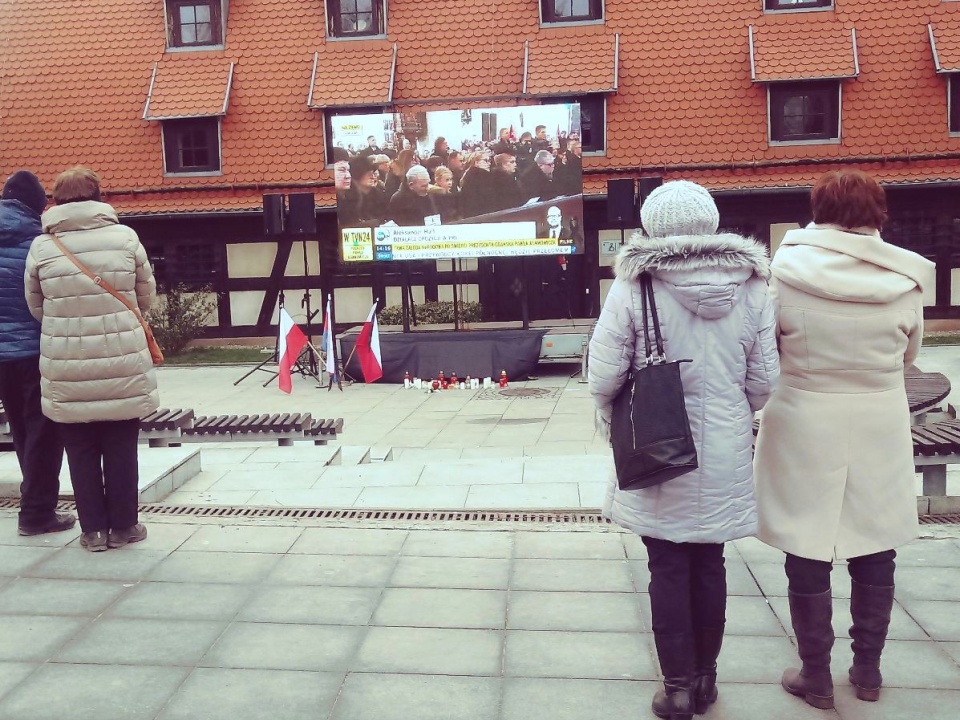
xmin=0 ymin=446 xmax=201 ymax=504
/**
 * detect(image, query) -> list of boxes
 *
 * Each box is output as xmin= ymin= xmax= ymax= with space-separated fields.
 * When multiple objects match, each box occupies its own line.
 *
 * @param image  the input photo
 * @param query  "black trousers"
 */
xmin=60 ymin=419 xmax=140 ymax=533
xmin=785 ymin=550 xmax=897 ymax=594
xmin=643 ymin=536 xmax=727 ymax=636
xmin=0 ymin=356 xmax=64 ymax=526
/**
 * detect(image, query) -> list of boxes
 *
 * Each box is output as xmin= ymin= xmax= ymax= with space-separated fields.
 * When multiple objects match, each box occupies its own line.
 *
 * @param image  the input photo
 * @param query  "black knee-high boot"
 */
xmin=782 ymin=589 xmax=835 ymax=710
xmin=652 ymin=633 xmax=695 ymax=720
xmin=690 ymin=625 xmax=724 ymax=714
xmin=848 ymin=580 xmax=895 ymax=701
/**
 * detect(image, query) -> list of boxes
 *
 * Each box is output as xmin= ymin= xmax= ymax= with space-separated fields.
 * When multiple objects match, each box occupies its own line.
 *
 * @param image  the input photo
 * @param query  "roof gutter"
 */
xmin=613 ymin=33 xmax=620 ymax=91
xmin=582 ymin=150 xmax=960 ymax=176
xmin=221 ymin=61 xmax=235 ymax=115
xmin=929 ymin=24 xmax=943 ymax=73
xmin=748 ymin=26 xmax=756 ymax=82
xmin=142 ymin=62 xmax=159 ymax=120
xmin=307 ymin=52 xmax=319 ymax=106
xmin=387 ymin=42 xmax=398 ymax=103
xmin=851 ymin=27 xmax=860 ymax=77
xmin=522 ymin=40 xmax=529 ymax=95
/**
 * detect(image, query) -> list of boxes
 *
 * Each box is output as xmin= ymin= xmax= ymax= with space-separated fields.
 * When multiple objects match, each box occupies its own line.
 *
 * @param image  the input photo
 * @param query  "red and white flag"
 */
xmin=355 ymin=302 xmax=383 ymax=383
xmin=277 ymin=308 xmax=307 ymax=394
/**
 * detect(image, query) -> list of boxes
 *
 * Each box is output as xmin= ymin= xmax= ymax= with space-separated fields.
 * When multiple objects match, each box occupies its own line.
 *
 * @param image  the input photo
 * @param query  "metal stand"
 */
xmin=233 ymin=291 xmax=284 ymax=386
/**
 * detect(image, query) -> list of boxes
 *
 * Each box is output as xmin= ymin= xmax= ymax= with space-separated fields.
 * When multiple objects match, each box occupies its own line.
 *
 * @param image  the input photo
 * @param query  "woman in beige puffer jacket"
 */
xmin=25 ymin=166 xmax=158 ymax=552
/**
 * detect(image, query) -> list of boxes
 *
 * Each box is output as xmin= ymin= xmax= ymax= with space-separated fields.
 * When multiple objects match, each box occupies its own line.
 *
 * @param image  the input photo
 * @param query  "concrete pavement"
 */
xmin=1 ymin=514 xmax=959 ymax=720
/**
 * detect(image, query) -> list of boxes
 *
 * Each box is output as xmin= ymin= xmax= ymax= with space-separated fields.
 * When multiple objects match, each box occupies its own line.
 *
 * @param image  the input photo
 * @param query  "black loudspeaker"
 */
xmin=638 ymin=176 xmax=664 ymax=202
xmin=263 ymin=194 xmax=285 ymax=236
xmin=287 ymin=192 xmax=317 ymax=235
xmin=607 ymin=178 xmax=636 ymax=225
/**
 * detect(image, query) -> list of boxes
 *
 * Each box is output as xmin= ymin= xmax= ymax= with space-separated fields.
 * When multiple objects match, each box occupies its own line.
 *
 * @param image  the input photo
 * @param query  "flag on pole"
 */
xmin=509 ymin=123 xmax=515 ymax=141
xmin=322 ymin=296 xmax=337 ymax=382
xmin=355 ymin=302 xmax=383 ymax=383
xmin=277 ymin=308 xmax=308 ymax=394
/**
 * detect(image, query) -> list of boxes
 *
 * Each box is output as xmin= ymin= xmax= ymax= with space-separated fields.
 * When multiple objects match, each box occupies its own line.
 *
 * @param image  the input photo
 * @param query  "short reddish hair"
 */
xmin=810 ymin=170 xmax=887 ymax=230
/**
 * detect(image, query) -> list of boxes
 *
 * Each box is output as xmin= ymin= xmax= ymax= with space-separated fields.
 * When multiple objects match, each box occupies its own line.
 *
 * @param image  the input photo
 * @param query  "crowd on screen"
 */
xmin=333 ymin=125 xmax=582 ymax=228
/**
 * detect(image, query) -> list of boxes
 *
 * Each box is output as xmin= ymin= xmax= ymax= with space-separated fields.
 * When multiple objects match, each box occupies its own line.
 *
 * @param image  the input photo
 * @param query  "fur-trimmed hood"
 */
xmin=615 ymin=232 xmax=770 ymax=282
xmin=615 ymin=233 xmax=770 ymax=320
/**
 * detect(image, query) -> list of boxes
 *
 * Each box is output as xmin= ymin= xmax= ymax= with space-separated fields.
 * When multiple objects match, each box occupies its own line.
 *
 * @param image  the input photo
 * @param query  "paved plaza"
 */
xmin=0 ymin=515 xmax=959 ymax=720
xmin=0 ymin=347 xmax=959 ymax=718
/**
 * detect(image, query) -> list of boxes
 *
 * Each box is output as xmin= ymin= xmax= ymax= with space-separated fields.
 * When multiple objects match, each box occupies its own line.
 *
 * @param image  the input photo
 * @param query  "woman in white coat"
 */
xmin=590 ymin=181 xmax=779 ymax=720
xmin=754 ymin=170 xmax=934 ymax=709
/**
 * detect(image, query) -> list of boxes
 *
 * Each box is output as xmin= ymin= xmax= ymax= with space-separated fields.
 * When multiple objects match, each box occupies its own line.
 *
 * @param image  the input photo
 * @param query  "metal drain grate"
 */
xmin=0 ymin=498 xmax=607 ymax=524
xmin=2 ymin=498 xmax=957 ymax=526
xmin=474 ymin=387 xmax=561 ymax=401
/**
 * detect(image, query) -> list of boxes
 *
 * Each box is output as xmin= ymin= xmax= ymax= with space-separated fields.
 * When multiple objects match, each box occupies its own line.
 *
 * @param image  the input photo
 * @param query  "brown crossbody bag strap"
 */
xmin=48 ymin=232 xmax=164 ymax=365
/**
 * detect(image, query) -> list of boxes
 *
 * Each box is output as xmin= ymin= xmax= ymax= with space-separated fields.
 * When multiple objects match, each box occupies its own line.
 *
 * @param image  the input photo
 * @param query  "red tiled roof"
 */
xmin=525 ymin=31 xmax=618 ymax=96
xmin=929 ymin=17 xmax=960 ymax=73
xmin=143 ymin=55 xmax=235 ymax=120
xmin=750 ymin=20 xmax=858 ymax=82
xmin=2 ymin=0 xmax=960 ymax=216
xmin=308 ymin=40 xmax=396 ymax=108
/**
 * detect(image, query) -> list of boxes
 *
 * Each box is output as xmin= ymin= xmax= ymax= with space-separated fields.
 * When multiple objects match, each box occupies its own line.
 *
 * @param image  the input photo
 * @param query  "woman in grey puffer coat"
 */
xmin=589 ymin=181 xmax=779 ymax=720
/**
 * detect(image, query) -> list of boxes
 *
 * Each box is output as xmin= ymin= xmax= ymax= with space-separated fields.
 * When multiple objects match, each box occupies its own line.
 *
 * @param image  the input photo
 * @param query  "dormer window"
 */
xmin=764 ymin=0 xmax=832 ymax=11
xmin=541 ymin=1 xmax=603 ymax=24
xmin=328 ymin=0 xmax=386 ymax=39
xmin=167 ymin=0 xmax=222 ymax=48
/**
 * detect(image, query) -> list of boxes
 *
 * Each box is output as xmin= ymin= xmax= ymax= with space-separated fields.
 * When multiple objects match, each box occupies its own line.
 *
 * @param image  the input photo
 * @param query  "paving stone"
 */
xmin=157 ymin=668 xmax=344 ymax=720
xmin=629 ymin=560 xmax=651 ymax=592
xmin=0 ymin=518 xmax=78 ymax=548
xmin=724 ymin=595 xmax=789 ymax=636
xmin=353 ymin=626 xmax=502 ymax=676
xmin=25 ymin=548 xmax=169 ymax=582
xmin=731 ymin=537 xmax=787 ymax=563
xmin=149 ymin=551 xmax=280 ymax=584
xmin=621 ymin=533 xmax=648 ymax=560
xmin=0 ymin=663 xmax=188 ymax=720
xmin=521 ymin=456 xmax=610 ymax=485
xmin=507 ymin=591 xmax=644 ymax=632
xmin=388 ymin=555 xmax=510 ymax=589
xmin=0 ymin=546 xmax=59 ymax=576
xmin=420 ymin=458 xmax=524 ymax=485
xmin=0 ymin=615 xmax=87 ymax=661
xmin=465 ymin=482 xmax=580 ymax=509
xmin=511 ymin=558 xmax=633 ymax=592
xmin=266 ymin=554 xmax=396 ymax=587
xmin=832 ymin=639 xmax=960 ymax=690
xmin=513 ymin=530 xmax=625 ymax=559
xmin=56 ymin=618 xmax=227 ymax=666
xmin=894 ymin=566 xmax=960 ymax=601
xmin=832 ymin=686 xmax=960 ymax=720
xmin=202 ymin=623 xmax=363 ymax=671
xmin=330 ymin=672 xmax=500 ymax=720
xmin=372 ymin=587 xmax=507 ymax=629
xmin=940 ymin=641 xmax=960 ymax=665
xmin=107 ymin=582 xmax=254 ymax=621
xmin=0 ymin=578 xmax=127 ymax=616
xmin=402 ymin=529 xmax=512 ymax=558
xmin=288 ymin=527 xmax=408 ymax=555
xmin=0 ymin=663 xmax=35 ymax=702
xmin=355 ymin=485 xmax=468 ymax=509
xmin=101 ymin=522 xmax=198 ymax=551
xmin=501 ymin=677 xmax=658 ymax=720
xmin=724 ymin=559 xmax=763 ymax=596
xmin=706 ymin=681 xmax=841 ymax=719
xmin=179 ymin=525 xmax=302 ymax=553
xmin=715 ymin=635 xmax=800 ymax=683
xmin=504 ymin=630 xmax=656 ymax=680
xmin=238 ymin=586 xmax=382 ymax=625
xmin=890 ymin=539 xmax=960 ymax=567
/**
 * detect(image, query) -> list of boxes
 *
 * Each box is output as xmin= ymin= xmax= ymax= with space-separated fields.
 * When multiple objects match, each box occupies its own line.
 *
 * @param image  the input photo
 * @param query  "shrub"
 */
xmin=145 ymin=283 xmax=217 ymax=355
xmin=379 ymin=300 xmax=483 ymax=326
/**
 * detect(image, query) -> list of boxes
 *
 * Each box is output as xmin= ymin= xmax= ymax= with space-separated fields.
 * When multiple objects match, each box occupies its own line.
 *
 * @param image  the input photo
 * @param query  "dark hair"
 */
xmin=811 ymin=170 xmax=887 ymax=230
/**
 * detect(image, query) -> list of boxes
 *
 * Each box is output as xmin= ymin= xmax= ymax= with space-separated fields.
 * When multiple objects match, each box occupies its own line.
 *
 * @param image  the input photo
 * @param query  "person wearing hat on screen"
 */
xmin=0 ymin=170 xmax=75 ymax=537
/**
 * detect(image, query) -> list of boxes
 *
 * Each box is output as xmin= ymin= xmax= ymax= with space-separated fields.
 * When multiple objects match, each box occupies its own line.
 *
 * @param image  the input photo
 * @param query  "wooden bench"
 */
xmin=0 ymin=405 xmax=343 ymax=448
xmin=912 ymin=419 xmax=960 ymax=496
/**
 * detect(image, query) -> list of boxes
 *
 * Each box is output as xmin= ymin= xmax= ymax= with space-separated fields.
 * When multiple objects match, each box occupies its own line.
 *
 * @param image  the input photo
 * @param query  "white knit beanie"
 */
xmin=640 ymin=180 xmax=719 ymax=238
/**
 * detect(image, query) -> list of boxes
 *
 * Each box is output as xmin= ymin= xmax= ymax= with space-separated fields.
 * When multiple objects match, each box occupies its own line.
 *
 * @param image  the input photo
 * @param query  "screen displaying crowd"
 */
xmin=332 ymin=103 xmax=584 ymax=261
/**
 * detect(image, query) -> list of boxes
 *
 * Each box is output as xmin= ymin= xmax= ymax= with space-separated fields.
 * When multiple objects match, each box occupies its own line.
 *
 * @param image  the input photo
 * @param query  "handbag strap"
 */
xmin=48 ymin=232 xmax=145 ymax=321
xmin=640 ymin=273 xmax=666 ymax=364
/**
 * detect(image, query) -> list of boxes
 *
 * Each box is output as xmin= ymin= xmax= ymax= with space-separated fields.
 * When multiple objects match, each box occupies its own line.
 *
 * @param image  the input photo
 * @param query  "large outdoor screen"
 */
xmin=332 ymin=103 xmax=584 ymax=263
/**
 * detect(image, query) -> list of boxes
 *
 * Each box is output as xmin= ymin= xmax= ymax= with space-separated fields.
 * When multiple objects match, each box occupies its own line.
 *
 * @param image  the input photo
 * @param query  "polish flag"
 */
xmin=278 ymin=308 xmax=307 ymax=394
xmin=322 ymin=296 xmax=337 ymax=382
xmin=355 ymin=302 xmax=383 ymax=383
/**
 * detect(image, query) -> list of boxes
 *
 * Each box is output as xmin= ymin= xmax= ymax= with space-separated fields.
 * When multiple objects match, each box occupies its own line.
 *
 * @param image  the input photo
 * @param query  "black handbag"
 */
xmin=611 ymin=272 xmax=698 ymax=490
